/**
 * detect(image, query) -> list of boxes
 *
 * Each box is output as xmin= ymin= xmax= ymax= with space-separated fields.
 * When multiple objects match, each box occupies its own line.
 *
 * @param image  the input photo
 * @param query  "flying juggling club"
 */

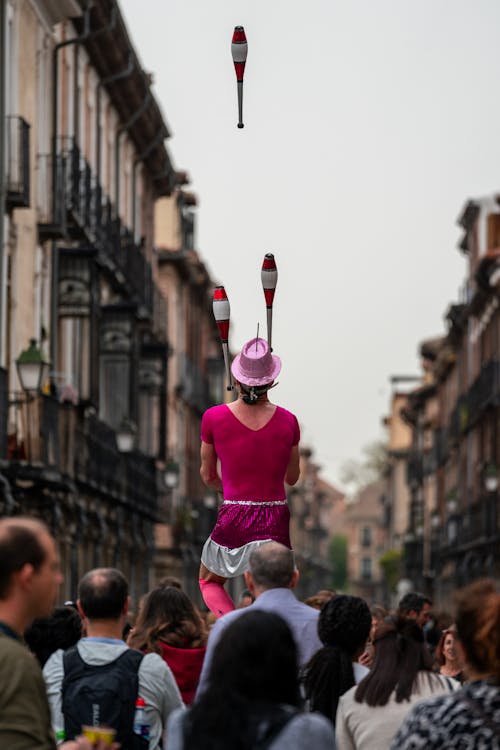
xmin=231 ymin=26 xmax=247 ymax=129
xmin=213 ymin=286 xmax=234 ymax=390
xmin=261 ymin=253 xmax=278 ymax=350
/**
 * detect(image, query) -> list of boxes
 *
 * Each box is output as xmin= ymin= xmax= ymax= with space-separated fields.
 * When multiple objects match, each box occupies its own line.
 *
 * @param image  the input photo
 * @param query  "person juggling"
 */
xmin=199 ymin=256 xmax=301 ymax=617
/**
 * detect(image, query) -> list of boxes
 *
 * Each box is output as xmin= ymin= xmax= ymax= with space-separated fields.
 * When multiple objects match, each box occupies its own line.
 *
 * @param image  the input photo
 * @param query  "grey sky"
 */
xmin=120 ymin=0 xmax=500 ymax=487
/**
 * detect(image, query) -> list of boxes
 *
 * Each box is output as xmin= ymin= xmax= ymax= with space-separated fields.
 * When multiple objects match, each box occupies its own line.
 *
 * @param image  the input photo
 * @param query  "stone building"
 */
xmin=396 ymin=195 xmax=500 ymax=607
xmin=0 ymin=0 xmax=177 ymax=604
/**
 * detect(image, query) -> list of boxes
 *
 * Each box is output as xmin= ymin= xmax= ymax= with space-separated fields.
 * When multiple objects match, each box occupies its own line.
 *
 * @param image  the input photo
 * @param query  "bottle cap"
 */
xmin=135 ymin=698 xmax=146 ymax=707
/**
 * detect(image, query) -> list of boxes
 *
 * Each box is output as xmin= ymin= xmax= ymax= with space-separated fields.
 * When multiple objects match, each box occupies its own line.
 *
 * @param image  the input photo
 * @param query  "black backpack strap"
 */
xmin=63 ymin=645 xmax=144 ymax=678
xmin=63 ymin=645 xmax=87 ymax=681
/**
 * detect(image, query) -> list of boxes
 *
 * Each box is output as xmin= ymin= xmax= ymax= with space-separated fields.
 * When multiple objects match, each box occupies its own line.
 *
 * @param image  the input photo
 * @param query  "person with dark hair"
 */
xmin=128 ymin=585 xmax=208 ymax=704
xmin=436 ymin=624 xmax=465 ymax=684
xmin=392 ymin=579 xmax=500 ymax=749
xmin=199 ymin=337 xmax=301 ymax=617
xmin=358 ymin=603 xmax=389 ymax=669
xmin=196 ymin=542 xmax=321 ymax=698
xmin=398 ymin=591 xmax=432 ymax=629
xmin=335 ymin=618 xmax=457 ymax=749
xmin=302 ymin=594 xmax=371 ymax=724
xmin=237 ymin=588 xmax=255 ymax=608
xmin=302 ymin=595 xmax=372 ymax=725
xmin=0 ymin=517 xmax=101 ymax=750
xmin=43 ymin=568 xmax=183 ymax=747
xmin=166 ymin=610 xmax=334 ymax=750
xmin=25 ymin=606 xmax=83 ymax=667
xmin=157 ymin=576 xmax=183 ymax=590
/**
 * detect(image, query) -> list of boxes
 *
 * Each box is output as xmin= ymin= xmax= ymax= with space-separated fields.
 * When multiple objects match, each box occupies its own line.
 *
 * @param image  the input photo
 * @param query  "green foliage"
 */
xmin=378 ymin=548 xmax=403 ymax=592
xmin=329 ymin=534 xmax=348 ymax=590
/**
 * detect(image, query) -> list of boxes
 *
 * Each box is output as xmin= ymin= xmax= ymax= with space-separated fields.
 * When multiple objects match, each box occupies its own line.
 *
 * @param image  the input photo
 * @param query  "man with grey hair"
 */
xmin=196 ymin=541 xmax=322 ymax=698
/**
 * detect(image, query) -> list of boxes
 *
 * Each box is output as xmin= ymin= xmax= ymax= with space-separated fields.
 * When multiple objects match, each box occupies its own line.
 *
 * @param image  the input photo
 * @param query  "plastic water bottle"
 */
xmin=133 ymin=697 xmax=150 ymax=741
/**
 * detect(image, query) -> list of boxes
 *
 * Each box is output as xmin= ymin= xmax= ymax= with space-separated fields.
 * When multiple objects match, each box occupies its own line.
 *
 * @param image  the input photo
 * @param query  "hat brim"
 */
xmin=231 ymin=353 xmax=282 ymax=386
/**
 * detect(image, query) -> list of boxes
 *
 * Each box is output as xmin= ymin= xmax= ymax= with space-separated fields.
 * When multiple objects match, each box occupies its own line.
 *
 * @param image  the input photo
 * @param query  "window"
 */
xmin=361 ymin=557 xmax=372 ymax=581
xmin=361 ymin=526 xmax=372 ymax=548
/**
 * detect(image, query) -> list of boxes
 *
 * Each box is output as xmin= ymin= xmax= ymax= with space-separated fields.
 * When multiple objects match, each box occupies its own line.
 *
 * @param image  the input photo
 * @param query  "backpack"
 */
xmin=62 ymin=646 xmax=148 ymax=750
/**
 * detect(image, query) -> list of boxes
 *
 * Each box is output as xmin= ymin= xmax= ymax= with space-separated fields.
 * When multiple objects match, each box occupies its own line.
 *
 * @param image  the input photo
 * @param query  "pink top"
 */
xmin=201 ymin=404 xmax=300 ymax=501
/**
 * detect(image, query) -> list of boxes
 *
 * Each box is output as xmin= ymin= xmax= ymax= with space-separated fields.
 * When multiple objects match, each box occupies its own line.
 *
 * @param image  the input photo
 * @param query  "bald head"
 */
xmin=0 ymin=518 xmax=50 ymax=599
xmin=248 ymin=542 xmax=296 ymax=590
xmin=78 ymin=568 xmax=128 ymax=620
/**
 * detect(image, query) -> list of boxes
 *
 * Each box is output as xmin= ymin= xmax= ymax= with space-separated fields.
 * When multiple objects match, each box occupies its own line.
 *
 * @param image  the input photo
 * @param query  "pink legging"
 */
xmin=199 ymin=579 xmax=235 ymax=618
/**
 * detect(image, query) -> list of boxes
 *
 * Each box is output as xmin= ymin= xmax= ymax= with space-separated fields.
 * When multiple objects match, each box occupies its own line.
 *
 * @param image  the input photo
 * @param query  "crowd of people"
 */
xmin=0 ymin=516 xmax=499 ymax=749
xmin=0 ymin=334 xmax=499 ymax=749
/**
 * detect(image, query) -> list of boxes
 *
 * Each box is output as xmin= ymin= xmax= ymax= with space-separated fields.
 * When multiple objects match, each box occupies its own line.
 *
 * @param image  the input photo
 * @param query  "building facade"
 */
xmin=395 ymin=195 xmax=500 ymax=607
xmin=0 ymin=0 xmax=177 ymax=604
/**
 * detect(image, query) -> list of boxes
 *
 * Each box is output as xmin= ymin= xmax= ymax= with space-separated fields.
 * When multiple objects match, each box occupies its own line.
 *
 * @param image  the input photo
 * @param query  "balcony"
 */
xmin=467 ymin=359 xmax=500 ymax=427
xmin=0 ymin=368 xmax=7 ymax=459
xmin=407 ymin=452 xmax=424 ymax=488
xmin=6 ymin=397 xmax=158 ymax=520
xmin=5 ymin=116 xmax=30 ymax=210
xmin=37 ymin=151 xmax=68 ymax=238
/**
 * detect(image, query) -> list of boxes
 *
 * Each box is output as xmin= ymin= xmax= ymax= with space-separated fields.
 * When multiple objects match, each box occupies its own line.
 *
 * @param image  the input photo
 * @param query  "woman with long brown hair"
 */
xmin=128 ymin=586 xmax=208 ymax=705
xmin=336 ymin=617 xmax=457 ymax=749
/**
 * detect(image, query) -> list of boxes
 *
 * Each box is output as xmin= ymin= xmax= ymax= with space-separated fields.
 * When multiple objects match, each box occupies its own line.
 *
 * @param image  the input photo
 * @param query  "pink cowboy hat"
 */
xmin=231 ymin=337 xmax=281 ymax=386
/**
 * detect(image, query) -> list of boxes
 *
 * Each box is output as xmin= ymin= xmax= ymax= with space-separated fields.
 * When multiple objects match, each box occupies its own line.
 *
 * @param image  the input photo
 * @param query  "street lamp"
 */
xmin=116 ymin=417 xmax=137 ymax=453
xmin=484 ymin=464 xmax=498 ymax=493
xmin=15 ymin=339 xmax=49 ymax=394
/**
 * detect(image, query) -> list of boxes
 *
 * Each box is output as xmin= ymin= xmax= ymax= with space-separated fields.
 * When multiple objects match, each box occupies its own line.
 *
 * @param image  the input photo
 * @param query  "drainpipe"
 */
xmin=114 ymin=92 xmax=152 ymax=216
xmin=132 ymin=127 xmax=166 ymax=239
xmin=95 ymin=51 xmax=134 ymax=183
xmin=0 ymin=0 xmax=6 ymax=368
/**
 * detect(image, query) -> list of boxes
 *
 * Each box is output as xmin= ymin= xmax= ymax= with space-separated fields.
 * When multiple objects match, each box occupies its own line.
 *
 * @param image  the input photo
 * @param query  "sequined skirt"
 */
xmin=201 ymin=500 xmax=291 ymax=578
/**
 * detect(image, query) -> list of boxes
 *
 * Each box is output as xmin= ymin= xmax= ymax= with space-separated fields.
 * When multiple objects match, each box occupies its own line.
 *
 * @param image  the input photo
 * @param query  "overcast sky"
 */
xmin=120 ymin=0 xmax=500 ymax=488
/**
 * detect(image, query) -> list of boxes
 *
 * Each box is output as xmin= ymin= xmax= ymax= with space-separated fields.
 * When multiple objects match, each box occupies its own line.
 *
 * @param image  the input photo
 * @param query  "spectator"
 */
xmin=196 ymin=541 xmax=321 ymax=698
xmin=44 ymin=567 xmax=183 ymax=748
xmin=166 ymin=610 xmax=334 ymax=749
xmin=358 ymin=604 xmax=388 ymax=669
xmin=0 ymin=516 xmax=99 ymax=750
xmin=304 ymin=590 xmax=336 ymax=611
xmin=398 ymin=592 xmax=432 ymax=629
xmin=236 ymin=588 xmax=255 ymax=608
xmin=128 ymin=585 xmax=208 ymax=704
xmin=302 ymin=595 xmax=372 ymax=724
xmin=436 ymin=624 xmax=466 ymax=684
xmin=336 ymin=618 xmax=458 ymax=749
xmin=157 ymin=576 xmax=183 ymax=590
xmin=25 ymin=606 xmax=83 ymax=668
xmin=392 ymin=579 xmax=500 ymax=749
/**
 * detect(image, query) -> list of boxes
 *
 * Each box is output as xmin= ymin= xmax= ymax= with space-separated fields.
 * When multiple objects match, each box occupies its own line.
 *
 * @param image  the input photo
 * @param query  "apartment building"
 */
xmin=0 ymin=0 xmax=177 ymax=603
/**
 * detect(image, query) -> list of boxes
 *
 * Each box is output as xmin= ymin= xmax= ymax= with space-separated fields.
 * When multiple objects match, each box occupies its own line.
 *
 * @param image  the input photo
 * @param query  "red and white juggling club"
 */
xmin=261 ymin=253 xmax=278 ymax=350
xmin=231 ymin=26 xmax=247 ymax=129
xmin=213 ymin=286 xmax=234 ymax=390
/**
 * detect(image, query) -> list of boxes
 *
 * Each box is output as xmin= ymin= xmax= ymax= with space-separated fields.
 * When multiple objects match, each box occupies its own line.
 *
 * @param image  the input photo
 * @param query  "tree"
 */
xmin=329 ymin=534 xmax=348 ymax=590
xmin=340 ymin=440 xmax=388 ymax=494
xmin=378 ymin=548 xmax=403 ymax=593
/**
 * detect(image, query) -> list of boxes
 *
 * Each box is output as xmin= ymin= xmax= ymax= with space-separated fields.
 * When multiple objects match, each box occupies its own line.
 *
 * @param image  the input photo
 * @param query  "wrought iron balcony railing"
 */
xmin=5 ymin=116 xmax=30 ymax=210
xmin=7 ymin=397 xmax=158 ymax=519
